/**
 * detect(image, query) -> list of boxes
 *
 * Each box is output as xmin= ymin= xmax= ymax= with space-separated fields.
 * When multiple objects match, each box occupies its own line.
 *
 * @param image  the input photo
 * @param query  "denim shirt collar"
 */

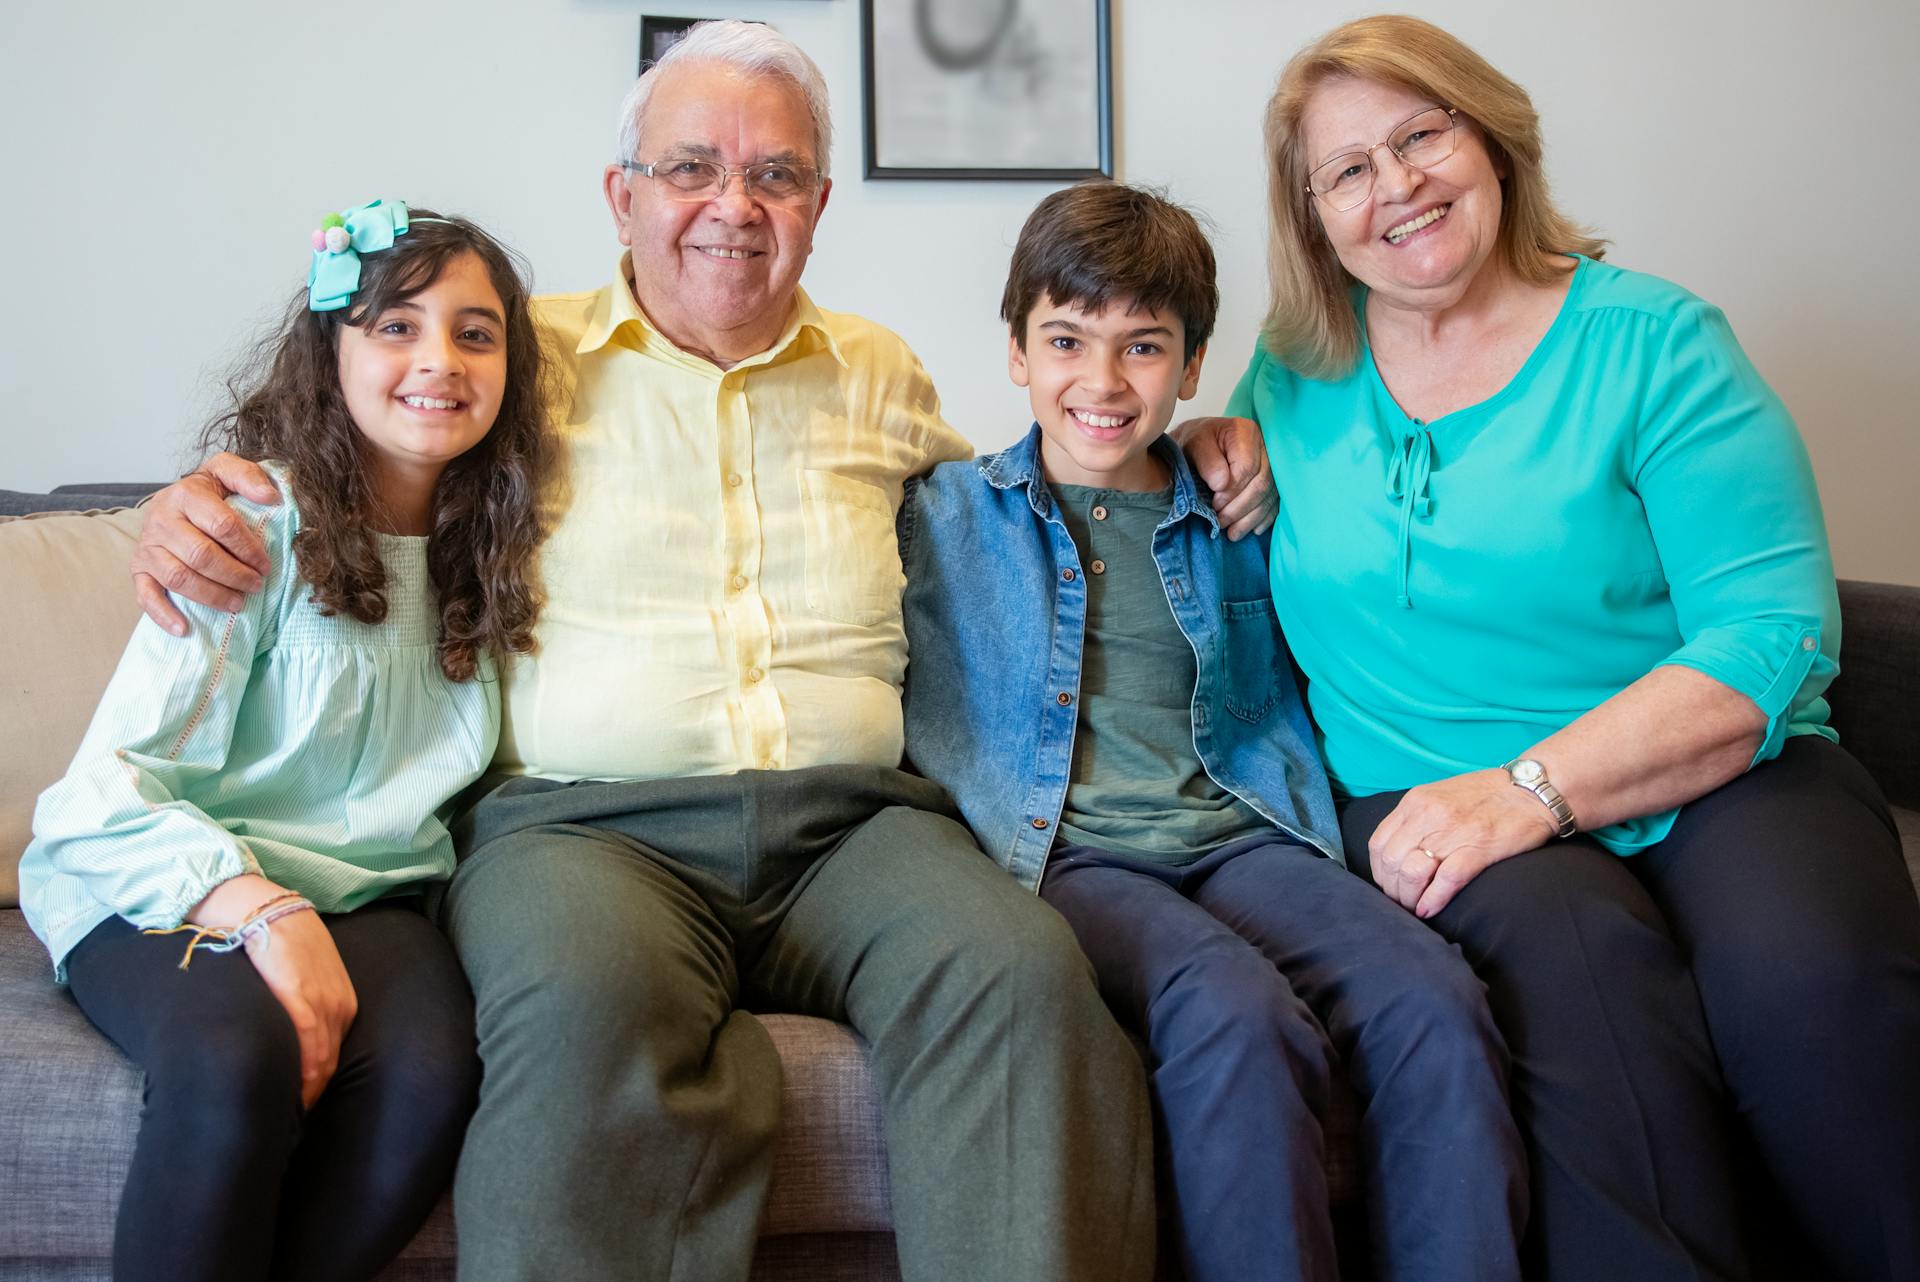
xmin=975 ymin=425 xmax=1224 ymax=536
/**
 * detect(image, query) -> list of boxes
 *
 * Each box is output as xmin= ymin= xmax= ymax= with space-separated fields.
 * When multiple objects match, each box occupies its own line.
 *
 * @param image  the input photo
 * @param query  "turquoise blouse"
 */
xmin=1226 ymin=256 xmax=1839 ymax=854
xmin=19 ymin=465 xmax=499 ymax=977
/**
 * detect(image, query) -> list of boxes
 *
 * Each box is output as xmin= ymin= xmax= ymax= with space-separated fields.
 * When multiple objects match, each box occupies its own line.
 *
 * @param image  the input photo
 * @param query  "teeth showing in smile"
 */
xmin=1072 ymin=410 xmax=1132 ymax=429
xmin=402 ymin=395 xmax=460 ymax=410
xmin=1386 ymin=205 xmax=1449 ymax=243
xmin=699 ymin=247 xmax=756 ymax=259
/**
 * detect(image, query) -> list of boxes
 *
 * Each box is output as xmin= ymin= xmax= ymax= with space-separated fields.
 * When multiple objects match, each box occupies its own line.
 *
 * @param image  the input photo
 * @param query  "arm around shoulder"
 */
xmin=132 ymin=453 xmax=282 ymax=631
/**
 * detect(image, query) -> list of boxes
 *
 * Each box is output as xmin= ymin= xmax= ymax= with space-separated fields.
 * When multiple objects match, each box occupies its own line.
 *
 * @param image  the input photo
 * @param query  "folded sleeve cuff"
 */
xmin=1659 ymin=620 xmax=1832 ymax=764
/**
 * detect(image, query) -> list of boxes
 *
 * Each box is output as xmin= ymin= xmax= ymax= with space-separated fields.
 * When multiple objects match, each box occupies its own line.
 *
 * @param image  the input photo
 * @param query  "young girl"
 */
xmin=17 ymin=199 xmax=550 ymax=1282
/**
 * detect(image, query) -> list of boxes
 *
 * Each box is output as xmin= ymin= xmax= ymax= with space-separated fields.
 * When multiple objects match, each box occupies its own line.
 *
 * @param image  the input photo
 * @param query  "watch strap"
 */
xmin=1505 ymin=760 xmax=1578 ymax=839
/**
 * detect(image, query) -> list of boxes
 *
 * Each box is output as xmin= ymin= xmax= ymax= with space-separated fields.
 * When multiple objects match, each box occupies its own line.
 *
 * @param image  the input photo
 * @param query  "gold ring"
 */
xmin=1418 ymin=847 xmax=1440 ymax=862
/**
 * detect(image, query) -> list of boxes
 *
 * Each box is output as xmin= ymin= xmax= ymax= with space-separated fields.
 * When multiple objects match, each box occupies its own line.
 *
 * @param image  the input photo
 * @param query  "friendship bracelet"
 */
xmin=142 ymin=922 xmax=238 ymax=970
xmin=242 ymin=890 xmax=309 ymax=918
xmin=142 ymin=896 xmax=317 ymax=970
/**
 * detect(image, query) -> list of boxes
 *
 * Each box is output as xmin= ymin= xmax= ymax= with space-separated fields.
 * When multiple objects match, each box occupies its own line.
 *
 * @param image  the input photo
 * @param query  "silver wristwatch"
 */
xmin=1504 ymin=758 xmax=1577 ymax=838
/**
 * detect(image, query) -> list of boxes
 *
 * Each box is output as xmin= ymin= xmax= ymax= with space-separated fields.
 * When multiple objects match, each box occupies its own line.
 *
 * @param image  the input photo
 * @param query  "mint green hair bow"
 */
xmin=308 ymin=198 xmax=412 ymax=312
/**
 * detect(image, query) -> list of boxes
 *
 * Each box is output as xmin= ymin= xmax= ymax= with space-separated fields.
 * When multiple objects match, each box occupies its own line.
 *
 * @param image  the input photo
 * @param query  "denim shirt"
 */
xmin=899 ymin=425 xmax=1342 ymax=893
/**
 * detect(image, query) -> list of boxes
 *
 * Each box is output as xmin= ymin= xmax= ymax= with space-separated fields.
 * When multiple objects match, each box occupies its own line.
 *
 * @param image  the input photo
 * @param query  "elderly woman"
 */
xmin=1227 ymin=15 xmax=1920 ymax=1282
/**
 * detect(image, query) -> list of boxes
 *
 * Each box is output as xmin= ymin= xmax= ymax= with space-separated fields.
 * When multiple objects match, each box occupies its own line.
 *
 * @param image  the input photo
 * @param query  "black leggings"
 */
xmin=65 ymin=900 xmax=480 ymax=1282
xmin=1340 ymin=737 xmax=1920 ymax=1282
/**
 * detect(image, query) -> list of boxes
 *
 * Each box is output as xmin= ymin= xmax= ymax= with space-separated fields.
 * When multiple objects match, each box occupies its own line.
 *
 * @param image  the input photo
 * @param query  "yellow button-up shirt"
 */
xmin=497 ymin=260 xmax=972 ymax=783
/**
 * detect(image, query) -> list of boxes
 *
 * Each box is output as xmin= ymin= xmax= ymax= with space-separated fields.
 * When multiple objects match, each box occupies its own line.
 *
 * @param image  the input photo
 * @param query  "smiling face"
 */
xmin=1011 ymin=294 xmax=1205 ymax=493
xmin=335 ymin=249 xmax=506 ymax=506
xmin=604 ymin=60 xmax=832 ymax=365
xmin=1301 ymin=75 xmax=1507 ymax=313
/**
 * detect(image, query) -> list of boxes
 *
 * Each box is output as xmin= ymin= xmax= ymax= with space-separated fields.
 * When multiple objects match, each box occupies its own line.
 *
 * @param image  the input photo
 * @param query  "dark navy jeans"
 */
xmin=1040 ymin=834 xmax=1527 ymax=1282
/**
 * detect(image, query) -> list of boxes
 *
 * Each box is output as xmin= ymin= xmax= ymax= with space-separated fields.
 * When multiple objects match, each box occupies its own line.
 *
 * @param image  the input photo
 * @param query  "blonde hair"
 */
xmin=1261 ymin=14 xmax=1607 ymax=378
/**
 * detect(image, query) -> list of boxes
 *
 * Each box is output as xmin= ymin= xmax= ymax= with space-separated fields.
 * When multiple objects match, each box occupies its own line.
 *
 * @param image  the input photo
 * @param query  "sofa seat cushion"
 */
xmin=0 ymin=909 xmax=894 ymax=1264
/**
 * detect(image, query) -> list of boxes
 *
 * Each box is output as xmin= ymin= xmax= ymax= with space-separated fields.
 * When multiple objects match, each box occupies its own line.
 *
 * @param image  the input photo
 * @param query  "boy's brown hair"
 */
xmin=1000 ymin=181 xmax=1218 ymax=361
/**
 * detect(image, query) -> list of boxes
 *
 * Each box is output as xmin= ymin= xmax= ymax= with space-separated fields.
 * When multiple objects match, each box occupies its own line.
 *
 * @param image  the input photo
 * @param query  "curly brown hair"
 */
xmin=200 ymin=210 xmax=552 ymax=682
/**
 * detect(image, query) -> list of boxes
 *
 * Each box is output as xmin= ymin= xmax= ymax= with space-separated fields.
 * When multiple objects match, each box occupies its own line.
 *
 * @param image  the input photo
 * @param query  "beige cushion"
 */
xmin=1 ymin=508 xmax=146 ymax=907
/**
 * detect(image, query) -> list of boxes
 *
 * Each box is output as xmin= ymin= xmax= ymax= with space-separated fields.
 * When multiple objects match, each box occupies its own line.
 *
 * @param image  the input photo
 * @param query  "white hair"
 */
xmin=614 ymin=20 xmax=834 ymax=179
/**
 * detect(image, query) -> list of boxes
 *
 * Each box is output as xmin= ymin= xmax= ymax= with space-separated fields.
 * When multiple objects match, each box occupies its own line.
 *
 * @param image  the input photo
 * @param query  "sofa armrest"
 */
xmin=1830 ymin=579 xmax=1920 ymax=811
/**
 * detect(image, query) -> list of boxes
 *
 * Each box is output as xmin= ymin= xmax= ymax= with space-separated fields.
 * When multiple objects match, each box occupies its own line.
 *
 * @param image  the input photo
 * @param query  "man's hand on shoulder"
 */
xmin=132 ymin=453 xmax=281 ymax=635
xmin=1171 ymin=416 xmax=1275 ymax=540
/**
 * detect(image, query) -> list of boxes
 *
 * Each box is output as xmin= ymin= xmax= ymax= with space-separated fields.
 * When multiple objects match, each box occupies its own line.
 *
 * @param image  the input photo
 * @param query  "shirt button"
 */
xmin=730 ymin=573 xmax=749 ymax=592
xmin=1801 ymin=636 xmax=1816 ymax=651
xmin=1090 ymin=559 xmax=1106 ymax=575
xmin=763 ymin=756 xmax=778 ymax=769
xmin=1031 ymin=817 xmax=1049 ymax=830
xmin=746 ymin=666 xmax=764 ymax=683
xmin=727 ymin=473 xmax=743 ymax=488
xmin=1092 ymin=505 xmax=1109 ymax=521
xmin=1057 ymin=692 xmax=1072 ymax=706
xmin=1061 ymin=568 xmax=1076 ymax=582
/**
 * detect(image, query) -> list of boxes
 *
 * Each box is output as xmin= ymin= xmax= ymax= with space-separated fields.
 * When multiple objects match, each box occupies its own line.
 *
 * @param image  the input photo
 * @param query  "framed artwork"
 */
xmin=861 ymin=0 xmax=1113 ymax=180
xmin=640 ymin=16 xmax=701 ymax=71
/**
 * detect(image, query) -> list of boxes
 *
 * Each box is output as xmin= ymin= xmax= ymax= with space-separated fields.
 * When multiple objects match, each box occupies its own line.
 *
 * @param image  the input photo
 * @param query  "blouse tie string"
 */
xmin=1385 ymin=427 xmax=1434 ymax=610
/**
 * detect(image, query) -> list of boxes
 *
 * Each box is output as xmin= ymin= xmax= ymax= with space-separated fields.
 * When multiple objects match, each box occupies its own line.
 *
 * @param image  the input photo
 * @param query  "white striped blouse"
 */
xmin=18 ymin=464 xmax=499 ymax=978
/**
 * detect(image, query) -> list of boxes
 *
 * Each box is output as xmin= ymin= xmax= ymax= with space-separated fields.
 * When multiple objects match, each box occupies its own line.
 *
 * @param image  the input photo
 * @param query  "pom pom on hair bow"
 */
xmin=307 ymin=200 xmax=412 ymax=312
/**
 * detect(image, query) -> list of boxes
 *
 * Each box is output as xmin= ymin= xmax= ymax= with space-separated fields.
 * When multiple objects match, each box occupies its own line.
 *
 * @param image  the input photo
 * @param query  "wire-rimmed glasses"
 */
xmin=620 ymin=157 xmax=821 ymax=205
xmin=1305 ymin=108 xmax=1460 ymax=212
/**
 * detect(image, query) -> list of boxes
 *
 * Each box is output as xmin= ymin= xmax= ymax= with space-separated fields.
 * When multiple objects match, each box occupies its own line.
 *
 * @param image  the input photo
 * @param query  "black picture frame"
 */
xmin=639 ymin=16 xmax=701 ymax=71
xmin=861 ymin=0 xmax=1113 ymax=181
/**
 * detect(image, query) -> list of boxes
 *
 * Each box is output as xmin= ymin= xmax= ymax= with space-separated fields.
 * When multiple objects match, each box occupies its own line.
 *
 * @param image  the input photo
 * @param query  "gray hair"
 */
xmin=614 ymin=20 xmax=834 ymax=179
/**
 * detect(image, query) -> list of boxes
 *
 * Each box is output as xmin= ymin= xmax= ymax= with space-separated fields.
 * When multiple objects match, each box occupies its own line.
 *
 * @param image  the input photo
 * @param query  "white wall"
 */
xmin=5 ymin=0 xmax=1916 ymax=583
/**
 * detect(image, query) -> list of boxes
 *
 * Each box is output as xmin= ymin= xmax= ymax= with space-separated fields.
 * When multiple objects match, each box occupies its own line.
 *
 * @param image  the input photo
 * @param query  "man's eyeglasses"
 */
xmin=621 ymin=157 xmax=821 ymax=205
xmin=1305 ymin=107 xmax=1460 ymax=212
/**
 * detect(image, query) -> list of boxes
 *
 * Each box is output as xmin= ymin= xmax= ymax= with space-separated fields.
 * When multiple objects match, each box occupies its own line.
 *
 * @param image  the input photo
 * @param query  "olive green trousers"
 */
xmin=441 ymin=764 xmax=1155 ymax=1282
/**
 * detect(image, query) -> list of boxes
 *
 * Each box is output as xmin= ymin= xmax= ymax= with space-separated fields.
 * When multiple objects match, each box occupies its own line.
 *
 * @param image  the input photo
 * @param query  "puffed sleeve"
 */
xmin=25 ymin=488 xmax=298 ymax=929
xmin=1634 ymin=300 xmax=1840 ymax=762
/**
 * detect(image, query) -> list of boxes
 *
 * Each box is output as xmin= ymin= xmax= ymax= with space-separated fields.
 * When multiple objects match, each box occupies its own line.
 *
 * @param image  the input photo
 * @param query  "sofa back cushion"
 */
xmin=1 ymin=507 xmax=146 ymax=906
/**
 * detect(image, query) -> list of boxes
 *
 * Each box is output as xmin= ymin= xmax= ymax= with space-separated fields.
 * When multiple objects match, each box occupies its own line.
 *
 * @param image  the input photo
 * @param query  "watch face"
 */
xmin=1511 ymin=759 xmax=1545 ymax=785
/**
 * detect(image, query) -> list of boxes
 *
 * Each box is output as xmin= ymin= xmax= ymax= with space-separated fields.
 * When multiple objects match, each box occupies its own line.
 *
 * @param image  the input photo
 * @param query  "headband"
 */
xmin=307 ymin=198 xmax=413 ymax=312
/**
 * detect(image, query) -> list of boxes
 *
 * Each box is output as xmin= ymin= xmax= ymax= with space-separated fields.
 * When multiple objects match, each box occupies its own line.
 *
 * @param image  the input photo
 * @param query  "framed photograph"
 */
xmin=640 ymin=16 xmax=700 ymax=71
xmin=861 ymin=0 xmax=1113 ymax=180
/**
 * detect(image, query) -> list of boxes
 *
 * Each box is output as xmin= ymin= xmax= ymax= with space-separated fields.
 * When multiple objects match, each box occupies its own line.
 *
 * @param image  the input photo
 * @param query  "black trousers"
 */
xmin=1340 ymin=737 xmax=1920 ymax=1282
xmin=65 ymin=900 xmax=481 ymax=1282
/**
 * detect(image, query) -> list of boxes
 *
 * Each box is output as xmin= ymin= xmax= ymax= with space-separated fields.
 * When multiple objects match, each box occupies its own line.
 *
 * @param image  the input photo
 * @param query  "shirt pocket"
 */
xmin=1221 ymin=597 xmax=1287 ymax=723
xmin=799 ymin=470 xmax=902 ymax=627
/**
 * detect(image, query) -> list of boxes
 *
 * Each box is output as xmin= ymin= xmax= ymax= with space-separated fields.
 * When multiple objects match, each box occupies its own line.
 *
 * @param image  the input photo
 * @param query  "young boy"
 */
xmin=898 ymin=183 xmax=1527 ymax=1282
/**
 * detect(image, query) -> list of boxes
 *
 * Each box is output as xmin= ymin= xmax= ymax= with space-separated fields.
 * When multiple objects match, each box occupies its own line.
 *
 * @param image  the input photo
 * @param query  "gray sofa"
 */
xmin=3 ymin=486 xmax=1916 ymax=1281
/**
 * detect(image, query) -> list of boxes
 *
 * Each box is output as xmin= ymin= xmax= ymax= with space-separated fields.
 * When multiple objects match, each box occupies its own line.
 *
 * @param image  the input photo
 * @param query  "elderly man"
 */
xmin=132 ymin=20 xmax=1271 ymax=1282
